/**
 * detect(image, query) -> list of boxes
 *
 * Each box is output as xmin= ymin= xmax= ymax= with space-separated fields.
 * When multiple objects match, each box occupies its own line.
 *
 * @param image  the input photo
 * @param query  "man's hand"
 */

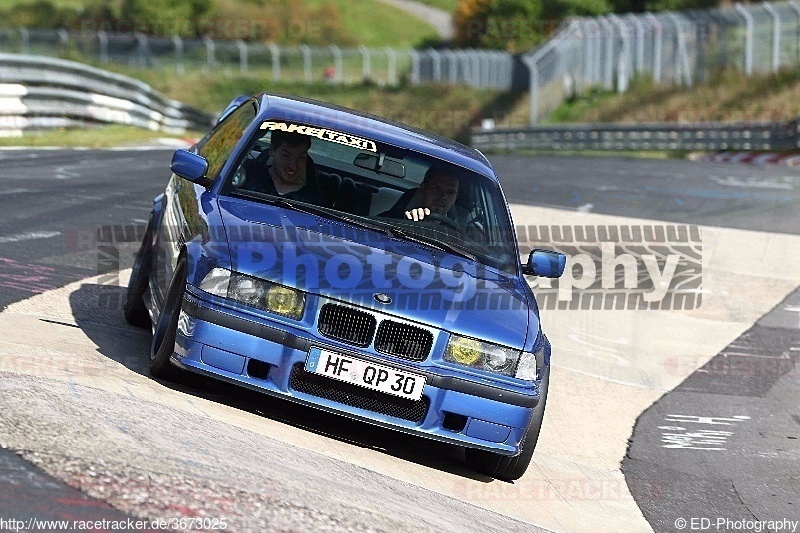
xmin=404 ymin=207 xmax=431 ymax=221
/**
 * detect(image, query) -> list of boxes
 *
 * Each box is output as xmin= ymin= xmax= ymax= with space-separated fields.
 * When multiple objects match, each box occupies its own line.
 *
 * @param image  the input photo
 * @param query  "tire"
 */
xmin=124 ymin=219 xmax=153 ymax=328
xmin=149 ymin=257 xmax=187 ymax=380
xmin=465 ymin=366 xmax=550 ymax=481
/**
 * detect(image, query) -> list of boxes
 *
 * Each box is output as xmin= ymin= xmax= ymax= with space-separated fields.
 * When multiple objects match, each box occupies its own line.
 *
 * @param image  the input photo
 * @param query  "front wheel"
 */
xmin=149 ymin=257 xmax=187 ymax=380
xmin=465 ymin=366 xmax=550 ymax=481
xmin=124 ymin=218 xmax=153 ymax=328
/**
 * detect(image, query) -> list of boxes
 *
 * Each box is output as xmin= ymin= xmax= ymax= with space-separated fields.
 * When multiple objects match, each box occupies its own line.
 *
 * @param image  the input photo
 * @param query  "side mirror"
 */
xmin=522 ymin=249 xmax=566 ymax=278
xmin=170 ymin=149 xmax=209 ymax=185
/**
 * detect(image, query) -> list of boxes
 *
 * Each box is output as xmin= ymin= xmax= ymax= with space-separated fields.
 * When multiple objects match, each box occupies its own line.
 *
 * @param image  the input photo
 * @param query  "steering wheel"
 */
xmin=423 ymin=212 xmax=461 ymax=231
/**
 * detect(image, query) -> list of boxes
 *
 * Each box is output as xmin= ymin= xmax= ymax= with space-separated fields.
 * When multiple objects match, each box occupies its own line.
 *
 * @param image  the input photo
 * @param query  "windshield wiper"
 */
xmin=233 ymin=189 xmax=476 ymax=261
xmin=232 ymin=190 xmax=332 ymax=218
xmin=387 ymin=225 xmax=476 ymax=262
xmin=234 ymin=190 xmax=396 ymax=236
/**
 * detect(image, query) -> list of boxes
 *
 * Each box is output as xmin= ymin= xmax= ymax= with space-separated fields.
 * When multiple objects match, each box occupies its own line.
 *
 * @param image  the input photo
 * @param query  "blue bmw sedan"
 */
xmin=124 ymin=94 xmax=565 ymax=481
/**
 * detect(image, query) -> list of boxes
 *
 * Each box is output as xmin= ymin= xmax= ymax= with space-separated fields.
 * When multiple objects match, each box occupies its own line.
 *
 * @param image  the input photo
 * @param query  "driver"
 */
xmin=380 ymin=165 xmax=459 ymax=222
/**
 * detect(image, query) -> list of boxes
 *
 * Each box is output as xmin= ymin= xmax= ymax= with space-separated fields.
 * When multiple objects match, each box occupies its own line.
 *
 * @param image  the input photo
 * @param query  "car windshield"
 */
xmin=221 ymin=120 xmax=519 ymax=274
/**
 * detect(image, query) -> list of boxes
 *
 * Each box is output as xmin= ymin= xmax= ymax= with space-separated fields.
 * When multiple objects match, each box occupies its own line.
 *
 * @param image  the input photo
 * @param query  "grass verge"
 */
xmin=0 ymin=125 xmax=202 ymax=148
xmin=110 ymin=68 xmax=515 ymax=143
xmin=548 ymin=68 xmax=800 ymax=124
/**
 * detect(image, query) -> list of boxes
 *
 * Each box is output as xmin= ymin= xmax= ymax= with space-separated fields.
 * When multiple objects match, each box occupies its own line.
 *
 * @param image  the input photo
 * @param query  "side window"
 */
xmin=197 ymin=102 xmax=257 ymax=181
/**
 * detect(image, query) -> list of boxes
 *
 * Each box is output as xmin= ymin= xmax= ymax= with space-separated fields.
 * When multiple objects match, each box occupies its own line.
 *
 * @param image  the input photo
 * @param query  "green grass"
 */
xmin=410 ymin=0 xmax=459 ymax=11
xmin=0 ymin=0 xmax=439 ymax=47
xmin=0 ymin=0 xmax=83 ymax=6
xmin=546 ymin=68 xmax=800 ymax=125
xmin=0 ymin=124 xmax=203 ymax=147
xmin=544 ymin=89 xmax=618 ymax=124
xmin=304 ymin=0 xmax=438 ymax=47
xmin=129 ymin=69 xmax=501 ymax=142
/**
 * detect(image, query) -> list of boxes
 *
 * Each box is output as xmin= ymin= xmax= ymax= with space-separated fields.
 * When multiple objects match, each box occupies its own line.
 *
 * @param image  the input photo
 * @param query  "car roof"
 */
xmin=256 ymin=93 xmax=498 ymax=181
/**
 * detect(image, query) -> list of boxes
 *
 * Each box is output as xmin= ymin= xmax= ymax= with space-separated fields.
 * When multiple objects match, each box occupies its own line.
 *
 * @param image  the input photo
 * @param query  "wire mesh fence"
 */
xmin=522 ymin=1 xmax=800 ymax=124
xmin=0 ymin=28 xmax=520 ymax=89
xmin=3 ymin=1 xmax=799 ymax=125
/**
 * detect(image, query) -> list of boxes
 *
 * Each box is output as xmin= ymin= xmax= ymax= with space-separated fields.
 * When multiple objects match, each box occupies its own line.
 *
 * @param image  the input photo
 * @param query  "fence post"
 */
xmin=456 ymin=49 xmax=469 ymax=85
xmin=98 ymin=30 xmax=108 ymax=63
xmin=645 ymin=13 xmax=662 ymax=84
xmin=329 ymin=45 xmax=342 ymax=83
xmin=172 ymin=36 xmax=184 ymax=74
xmin=410 ymin=49 xmax=420 ymax=84
xmin=480 ymin=51 xmax=491 ymax=88
xmin=501 ymin=51 xmax=513 ymax=89
xmin=627 ymin=14 xmax=645 ymax=74
xmin=735 ymin=3 xmax=754 ymax=75
xmin=203 ymin=36 xmax=215 ymax=69
xmin=236 ymin=40 xmax=248 ymax=74
xmin=609 ymin=14 xmax=629 ymax=92
xmin=135 ymin=32 xmax=148 ymax=67
xmin=523 ymin=39 xmax=558 ymax=125
xmin=580 ymin=19 xmax=599 ymax=88
xmin=19 ymin=27 xmax=29 ymax=55
xmin=598 ymin=17 xmax=614 ymax=90
xmin=359 ymin=45 xmax=370 ymax=81
xmin=492 ymin=51 xmax=505 ymax=88
xmin=444 ymin=49 xmax=457 ymax=83
xmin=523 ymin=55 xmax=539 ymax=125
xmin=469 ymin=48 xmax=481 ymax=87
xmin=790 ymin=1 xmax=800 ymax=66
xmin=300 ymin=44 xmax=311 ymax=82
xmin=385 ymin=47 xmax=396 ymax=86
xmin=763 ymin=2 xmax=780 ymax=72
xmin=57 ymin=28 xmax=68 ymax=55
xmin=667 ymin=13 xmax=692 ymax=86
xmin=268 ymin=43 xmax=280 ymax=81
xmin=428 ymin=48 xmax=442 ymax=83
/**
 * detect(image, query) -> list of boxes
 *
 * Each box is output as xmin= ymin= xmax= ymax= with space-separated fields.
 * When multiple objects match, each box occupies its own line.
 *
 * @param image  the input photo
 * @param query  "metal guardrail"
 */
xmin=470 ymin=119 xmax=800 ymax=152
xmin=0 ymin=53 xmax=213 ymax=135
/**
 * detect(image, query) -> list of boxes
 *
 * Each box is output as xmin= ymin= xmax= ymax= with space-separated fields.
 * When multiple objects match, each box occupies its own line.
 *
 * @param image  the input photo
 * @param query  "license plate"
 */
xmin=306 ymin=347 xmax=426 ymax=401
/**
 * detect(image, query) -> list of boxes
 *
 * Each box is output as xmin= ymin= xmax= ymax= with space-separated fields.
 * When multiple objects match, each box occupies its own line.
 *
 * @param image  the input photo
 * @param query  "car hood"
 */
xmin=217 ymin=198 xmax=534 ymax=349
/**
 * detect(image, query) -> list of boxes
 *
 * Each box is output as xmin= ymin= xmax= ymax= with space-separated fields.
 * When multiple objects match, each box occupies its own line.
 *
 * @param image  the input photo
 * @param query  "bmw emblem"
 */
xmin=373 ymin=293 xmax=392 ymax=305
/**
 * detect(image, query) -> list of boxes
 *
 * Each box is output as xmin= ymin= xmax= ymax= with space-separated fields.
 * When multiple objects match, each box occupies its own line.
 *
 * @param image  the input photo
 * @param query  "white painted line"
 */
xmin=0 ymin=188 xmax=36 ymax=196
xmin=717 ymin=351 xmax=790 ymax=359
xmin=0 ymin=231 xmax=61 ymax=244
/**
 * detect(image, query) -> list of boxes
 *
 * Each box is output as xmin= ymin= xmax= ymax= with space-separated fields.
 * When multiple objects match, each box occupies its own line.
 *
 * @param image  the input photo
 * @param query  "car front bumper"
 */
xmin=172 ymin=290 xmax=542 ymax=455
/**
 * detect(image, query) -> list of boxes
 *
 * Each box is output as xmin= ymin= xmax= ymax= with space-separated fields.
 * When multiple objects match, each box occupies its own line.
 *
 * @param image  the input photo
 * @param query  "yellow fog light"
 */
xmin=266 ymin=285 xmax=304 ymax=319
xmin=445 ymin=335 xmax=482 ymax=366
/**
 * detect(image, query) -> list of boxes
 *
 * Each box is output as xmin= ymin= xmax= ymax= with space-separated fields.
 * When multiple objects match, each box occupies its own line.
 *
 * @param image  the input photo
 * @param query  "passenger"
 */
xmin=248 ymin=130 xmax=327 ymax=206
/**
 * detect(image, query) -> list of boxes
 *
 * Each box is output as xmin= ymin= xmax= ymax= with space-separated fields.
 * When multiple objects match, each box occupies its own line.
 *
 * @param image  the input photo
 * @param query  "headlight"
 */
xmin=199 ymin=268 xmax=305 ymax=320
xmin=444 ymin=334 xmax=520 ymax=377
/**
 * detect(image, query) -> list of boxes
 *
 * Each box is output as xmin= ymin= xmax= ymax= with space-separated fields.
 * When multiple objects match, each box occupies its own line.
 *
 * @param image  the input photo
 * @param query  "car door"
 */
xmin=153 ymin=101 xmax=257 ymax=310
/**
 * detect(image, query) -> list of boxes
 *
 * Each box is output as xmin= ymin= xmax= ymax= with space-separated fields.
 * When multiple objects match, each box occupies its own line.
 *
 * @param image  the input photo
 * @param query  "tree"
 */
xmin=454 ymin=0 xmax=612 ymax=51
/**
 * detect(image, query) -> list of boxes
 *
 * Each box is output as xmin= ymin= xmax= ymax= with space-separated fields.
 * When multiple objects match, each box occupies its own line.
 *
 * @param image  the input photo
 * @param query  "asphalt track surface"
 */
xmin=491 ymin=155 xmax=800 ymax=531
xmin=0 ymin=149 xmax=798 ymax=531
